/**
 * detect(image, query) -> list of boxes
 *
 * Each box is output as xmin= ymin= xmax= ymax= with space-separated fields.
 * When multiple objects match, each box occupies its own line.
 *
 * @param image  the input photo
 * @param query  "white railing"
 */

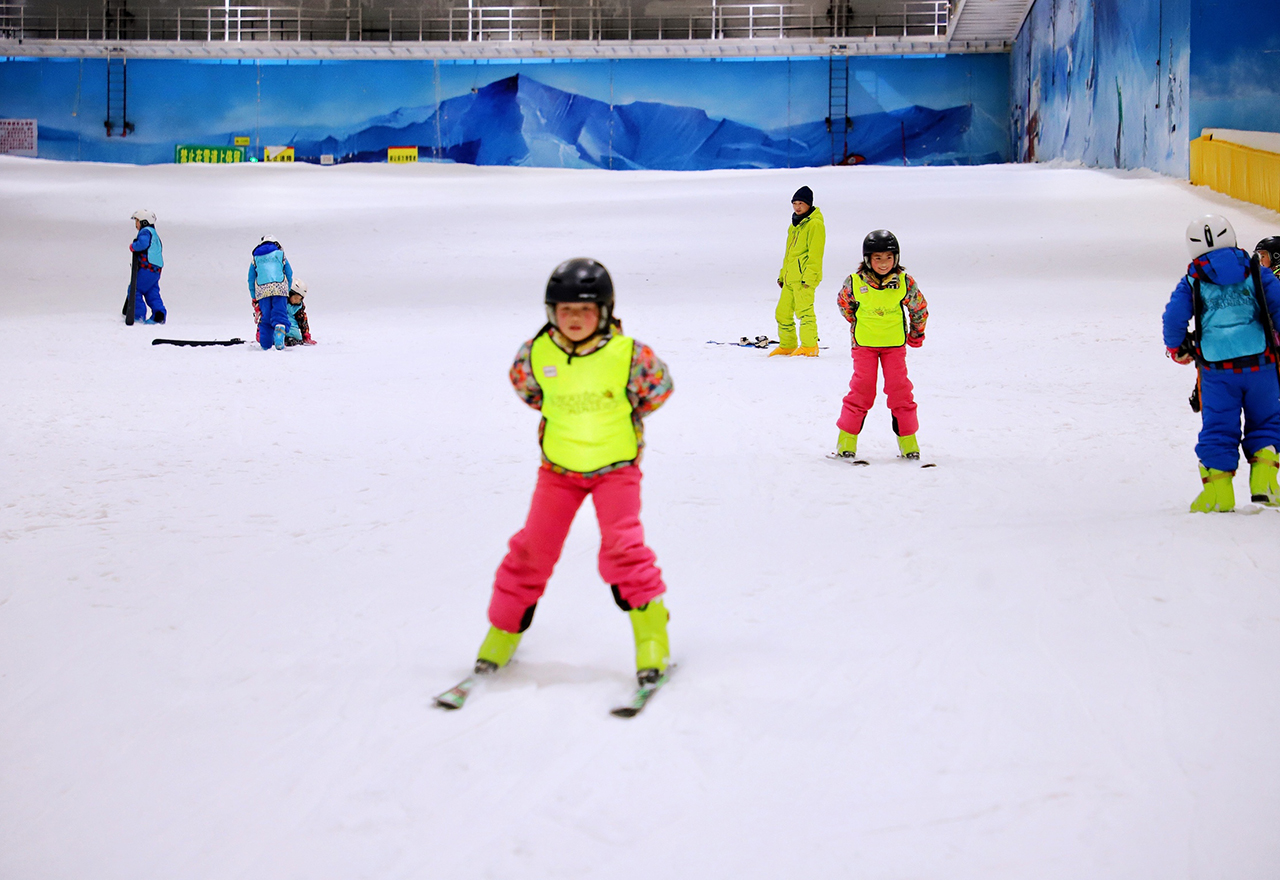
xmin=0 ymin=1 xmax=950 ymax=44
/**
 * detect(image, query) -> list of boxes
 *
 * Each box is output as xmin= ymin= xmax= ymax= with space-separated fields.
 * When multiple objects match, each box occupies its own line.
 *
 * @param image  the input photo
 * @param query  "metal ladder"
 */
xmin=105 ymin=49 xmax=133 ymax=137
xmin=826 ymin=47 xmax=850 ymax=165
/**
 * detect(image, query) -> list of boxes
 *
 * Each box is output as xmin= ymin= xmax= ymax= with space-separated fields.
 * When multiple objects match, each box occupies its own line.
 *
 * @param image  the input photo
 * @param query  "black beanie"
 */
xmin=792 ymin=186 xmax=813 ymax=205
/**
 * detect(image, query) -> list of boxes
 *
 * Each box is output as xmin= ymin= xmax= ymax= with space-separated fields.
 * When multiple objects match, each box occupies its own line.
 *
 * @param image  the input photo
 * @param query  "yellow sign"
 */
xmin=264 ymin=146 xmax=295 ymax=163
xmin=388 ymin=146 xmax=419 ymax=164
xmin=175 ymin=145 xmax=244 ymax=164
xmin=233 ymin=136 xmax=251 ymax=147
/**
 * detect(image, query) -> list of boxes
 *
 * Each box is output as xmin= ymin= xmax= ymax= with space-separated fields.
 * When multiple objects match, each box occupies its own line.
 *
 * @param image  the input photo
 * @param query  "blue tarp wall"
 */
xmin=1012 ymin=0 xmax=1280 ymax=179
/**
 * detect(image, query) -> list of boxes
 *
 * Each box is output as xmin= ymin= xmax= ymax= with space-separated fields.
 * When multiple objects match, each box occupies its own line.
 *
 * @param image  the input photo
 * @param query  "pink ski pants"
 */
xmin=488 ymin=464 xmax=666 ymax=633
xmin=836 ymin=345 xmax=919 ymax=437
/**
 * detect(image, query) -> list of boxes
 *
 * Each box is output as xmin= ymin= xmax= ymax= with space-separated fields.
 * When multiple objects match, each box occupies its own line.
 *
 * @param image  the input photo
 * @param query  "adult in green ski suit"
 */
xmin=775 ymin=186 xmax=826 ymax=353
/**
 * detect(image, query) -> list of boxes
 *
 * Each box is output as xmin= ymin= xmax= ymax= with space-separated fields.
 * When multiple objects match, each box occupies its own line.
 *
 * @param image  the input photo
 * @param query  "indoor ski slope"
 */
xmin=2 ymin=157 xmax=1279 ymax=880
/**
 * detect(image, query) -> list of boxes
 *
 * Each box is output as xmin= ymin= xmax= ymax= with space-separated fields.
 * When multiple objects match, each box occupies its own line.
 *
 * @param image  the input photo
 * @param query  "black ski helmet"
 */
xmin=862 ymin=229 xmax=900 ymax=276
xmin=545 ymin=258 xmax=614 ymax=330
xmin=1256 ymin=236 xmax=1280 ymax=267
xmin=863 ymin=229 xmax=900 ymax=258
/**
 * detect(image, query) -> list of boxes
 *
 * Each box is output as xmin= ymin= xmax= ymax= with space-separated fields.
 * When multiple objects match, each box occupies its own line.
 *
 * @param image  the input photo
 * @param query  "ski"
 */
xmin=826 ymin=452 xmax=869 ymax=466
xmin=827 ymin=452 xmax=936 ymax=468
xmin=434 ymin=661 xmax=500 ymax=710
xmin=151 ymin=338 xmax=246 ymax=347
xmin=434 ymin=673 xmax=484 ymax=710
xmin=611 ymin=664 xmax=675 ymax=718
xmin=707 ymin=339 xmax=831 ymax=350
xmin=706 ymin=337 xmax=778 ymax=349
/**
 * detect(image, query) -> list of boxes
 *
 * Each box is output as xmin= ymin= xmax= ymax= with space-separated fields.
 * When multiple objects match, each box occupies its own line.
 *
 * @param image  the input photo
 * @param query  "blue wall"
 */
xmin=0 ymin=54 xmax=1010 ymax=168
xmin=1190 ymin=0 xmax=1280 ymax=138
xmin=1011 ymin=0 xmax=1191 ymax=177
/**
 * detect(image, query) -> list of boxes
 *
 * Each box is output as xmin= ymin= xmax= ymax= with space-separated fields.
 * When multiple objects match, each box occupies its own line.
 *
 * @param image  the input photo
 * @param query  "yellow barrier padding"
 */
xmin=1190 ymin=134 xmax=1280 ymax=213
xmin=388 ymin=146 xmax=419 ymax=164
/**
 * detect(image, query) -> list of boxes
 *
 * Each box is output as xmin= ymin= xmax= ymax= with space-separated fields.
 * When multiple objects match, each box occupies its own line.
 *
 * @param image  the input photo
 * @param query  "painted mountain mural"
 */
xmin=291 ymin=74 xmax=989 ymax=169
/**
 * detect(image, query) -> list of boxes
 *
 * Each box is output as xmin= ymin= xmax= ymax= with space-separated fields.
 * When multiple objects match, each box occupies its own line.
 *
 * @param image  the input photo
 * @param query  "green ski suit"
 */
xmin=776 ymin=206 xmax=826 ymax=348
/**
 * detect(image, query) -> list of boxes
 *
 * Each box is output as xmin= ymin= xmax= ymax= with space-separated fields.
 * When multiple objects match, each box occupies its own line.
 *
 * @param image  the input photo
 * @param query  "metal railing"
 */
xmin=0 ymin=1 xmax=950 ymax=43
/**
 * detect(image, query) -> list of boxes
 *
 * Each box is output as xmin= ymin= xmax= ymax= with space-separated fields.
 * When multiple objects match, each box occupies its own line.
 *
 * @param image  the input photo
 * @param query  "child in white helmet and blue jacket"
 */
xmin=1163 ymin=214 xmax=1280 ymax=511
xmin=126 ymin=209 xmax=166 ymax=324
xmin=247 ymin=236 xmax=293 ymax=351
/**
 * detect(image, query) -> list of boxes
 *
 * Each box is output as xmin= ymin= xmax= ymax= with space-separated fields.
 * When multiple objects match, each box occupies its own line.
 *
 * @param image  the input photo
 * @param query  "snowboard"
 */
xmin=152 ymin=338 xmax=246 ymax=347
xmin=123 ymin=251 xmax=140 ymax=326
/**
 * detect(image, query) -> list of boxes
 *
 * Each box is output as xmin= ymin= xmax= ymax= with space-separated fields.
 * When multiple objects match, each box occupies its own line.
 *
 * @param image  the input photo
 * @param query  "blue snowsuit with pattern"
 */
xmin=1162 ymin=246 xmax=1280 ymax=471
xmin=129 ymin=225 xmax=165 ymax=322
xmin=247 ymin=242 xmax=293 ymax=350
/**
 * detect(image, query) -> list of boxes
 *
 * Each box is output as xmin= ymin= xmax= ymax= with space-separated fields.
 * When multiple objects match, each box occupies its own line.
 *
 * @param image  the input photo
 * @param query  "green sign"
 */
xmin=175 ymin=145 xmax=245 ymax=164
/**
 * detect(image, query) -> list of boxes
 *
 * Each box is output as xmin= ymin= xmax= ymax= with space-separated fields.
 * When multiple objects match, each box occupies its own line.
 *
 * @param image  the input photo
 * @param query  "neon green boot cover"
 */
xmin=476 ymin=625 xmax=522 ymax=670
xmin=897 ymin=433 xmax=920 ymax=458
xmin=1249 ymin=446 xmax=1280 ymax=506
xmin=629 ymin=598 xmax=670 ymax=674
xmin=1190 ymin=465 xmax=1235 ymax=513
xmin=836 ymin=430 xmax=858 ymax=456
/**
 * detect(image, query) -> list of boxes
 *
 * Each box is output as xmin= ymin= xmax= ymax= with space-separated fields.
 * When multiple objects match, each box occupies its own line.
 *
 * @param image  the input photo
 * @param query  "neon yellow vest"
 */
xmin=530 ymin=332 xmax=638 ymax=473
xmin=852 ymin=271 xmax=908 ymax=347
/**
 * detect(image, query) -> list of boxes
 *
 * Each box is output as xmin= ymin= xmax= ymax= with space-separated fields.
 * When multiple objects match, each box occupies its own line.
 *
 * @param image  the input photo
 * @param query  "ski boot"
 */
xmin=1190 ymin=464 xmax=1235 ymax=512
xmin=629 ymin=598 xmax=670 ymax=686
xmin=273 ymin=324 xmax=286 ymax=351
xmin=834 ymin=429 xmax=858 ymax=458
xmin=793 ymin=346 xmax=819 ymax=357
xmin=1248 ymin=446 xmax=1280 ymax=506
xmin=897 ymin=433 xmax=920 ymax=460
xmin=474 ymin=625 xmax=522 ymax=675
xmin=768 ymin=346 xmax=796 ymax=357
xmin=152 ymin=311 xmax=166 ymax=325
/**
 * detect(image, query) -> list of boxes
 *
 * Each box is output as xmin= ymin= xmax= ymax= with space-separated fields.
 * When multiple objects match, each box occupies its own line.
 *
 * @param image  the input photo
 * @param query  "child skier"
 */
xmin=772 ymin=186 xmax=825 ymax=357
xmin=1163 ymin=215 xmax=1280 ymax=510
xmin=284 ymin=279 xmax=315 ymax=346
xmin=472 ymin=258 xmax=674 ymax=688
xmin=247 ymin=235 xmax=293 ymax=351
xmin=1255 ymin=237 xmax=1280 ymax=276
xmin=125 ymin=209 xmax=166 ymax=324
xmin=833 ymin=229 xmax=928 ymax=460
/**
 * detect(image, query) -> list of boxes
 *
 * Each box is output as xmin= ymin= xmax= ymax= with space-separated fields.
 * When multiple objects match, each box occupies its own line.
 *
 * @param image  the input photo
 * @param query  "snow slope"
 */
xmin=2 ymin=156 xmax=1280 ymax=880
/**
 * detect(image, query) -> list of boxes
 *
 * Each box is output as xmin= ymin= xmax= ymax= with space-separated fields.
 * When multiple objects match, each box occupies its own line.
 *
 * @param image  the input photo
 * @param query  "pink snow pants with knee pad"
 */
xmin=488 ymin=464 xmax=666 ymax=633
xmin=836 ymin=345 xmax=919 ymax=437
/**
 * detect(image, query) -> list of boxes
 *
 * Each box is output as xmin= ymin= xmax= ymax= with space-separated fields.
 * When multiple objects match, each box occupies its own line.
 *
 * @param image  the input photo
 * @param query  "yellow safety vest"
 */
xmin=530 ymin=332 xmax=638 ymax=473
xmin=852 ymin=271 xmax=908 ymax=347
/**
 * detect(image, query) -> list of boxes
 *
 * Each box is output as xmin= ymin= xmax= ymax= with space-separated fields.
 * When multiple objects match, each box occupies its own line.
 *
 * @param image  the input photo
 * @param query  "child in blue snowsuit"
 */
xmin=127 ymin=209 xmax=166 ymax=324
xmin=247 ymin=236 xmax=293 ymax=351
xmin=1163 ymin=214 xmax=1280 ymax=511
xmin=284 ymin=279 xmax=315 ymax=346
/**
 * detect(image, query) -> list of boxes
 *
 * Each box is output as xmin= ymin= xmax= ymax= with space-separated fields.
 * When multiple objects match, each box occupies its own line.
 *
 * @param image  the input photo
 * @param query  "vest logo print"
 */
xmin=557 ymin=391 xmax=622 ymax=416
xmin=1201 ymin=284 xmax=1255 ymax=312
xmin=542 ymin=366 xmax=557 ymax=378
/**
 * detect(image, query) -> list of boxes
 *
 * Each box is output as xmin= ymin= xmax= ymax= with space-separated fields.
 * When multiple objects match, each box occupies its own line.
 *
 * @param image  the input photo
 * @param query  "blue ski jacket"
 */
xmin=1162 ymin=247 xmax=1280 ymax=364
xmin=247 ymin=242 xmax=293 ymax=301
xmin=130 ymin=225 xmax=163 ymax=274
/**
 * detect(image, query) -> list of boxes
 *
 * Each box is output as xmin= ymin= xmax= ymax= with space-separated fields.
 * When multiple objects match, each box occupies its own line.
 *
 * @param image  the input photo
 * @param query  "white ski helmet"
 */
xmin=130 ymin=208 xmax=156 ymax=226
xmin=1186 ymin=214 xmax=1236 ymax=258
xmin=260 ymin=234 xmax=280 ymax=245
xmin=289 ymin=279 xmax=307 ymax=297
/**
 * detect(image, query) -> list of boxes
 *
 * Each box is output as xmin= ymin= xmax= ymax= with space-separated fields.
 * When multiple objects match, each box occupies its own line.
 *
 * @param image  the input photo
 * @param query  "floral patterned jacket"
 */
xmin=836 ymin=266 xmax=928 ymax=347
xmin=509 ymin=324 xmax=674 ymax=477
